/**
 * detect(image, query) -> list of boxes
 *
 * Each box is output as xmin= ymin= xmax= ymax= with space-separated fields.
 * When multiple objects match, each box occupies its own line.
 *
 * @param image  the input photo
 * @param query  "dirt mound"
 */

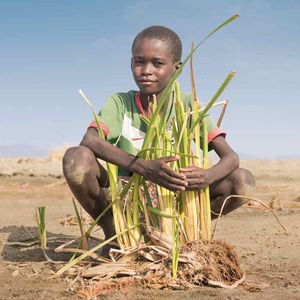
xmin=179 ymin=240 xmax=243 ymax=286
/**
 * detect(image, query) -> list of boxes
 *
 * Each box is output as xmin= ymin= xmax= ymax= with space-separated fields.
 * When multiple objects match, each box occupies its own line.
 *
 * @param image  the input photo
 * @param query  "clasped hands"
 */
xmin=142 ymin=156 xmax=212 ymax=192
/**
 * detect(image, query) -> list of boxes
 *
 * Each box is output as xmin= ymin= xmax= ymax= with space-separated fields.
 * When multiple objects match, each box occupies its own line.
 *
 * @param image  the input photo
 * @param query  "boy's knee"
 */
xmin=62 ymin=146 xmax=96 ymax=185
xmin=212 ymin=168 xmax=255 ymax=215
xmin=231 ymin=168 xmax=255 ymax=186
xmin=230 ymin=168 xmax=255 ymax=202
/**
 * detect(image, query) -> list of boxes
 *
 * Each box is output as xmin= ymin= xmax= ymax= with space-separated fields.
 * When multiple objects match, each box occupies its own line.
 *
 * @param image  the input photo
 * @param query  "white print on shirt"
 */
xmin=121 ymin=114 xmax=145 ymax=150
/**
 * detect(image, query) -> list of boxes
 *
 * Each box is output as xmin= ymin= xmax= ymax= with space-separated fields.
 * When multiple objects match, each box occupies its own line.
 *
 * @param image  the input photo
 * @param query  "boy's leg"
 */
xmin=62 ymin=146 xmax=115 ymax=239
xmin=210 ymin=168 xmax=255 ymax=219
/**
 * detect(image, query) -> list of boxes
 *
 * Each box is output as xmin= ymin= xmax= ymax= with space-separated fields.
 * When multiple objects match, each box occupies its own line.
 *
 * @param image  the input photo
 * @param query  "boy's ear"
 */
xmin=175 ymin=61 xmax=182 ymax=70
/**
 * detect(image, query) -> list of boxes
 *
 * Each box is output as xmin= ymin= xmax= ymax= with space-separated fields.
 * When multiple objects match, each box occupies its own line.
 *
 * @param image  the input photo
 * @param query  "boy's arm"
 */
xmin=80 ymin=128 xmax=188 ymax=191
xmin=180 ymin=135 xmax=239 ymax=190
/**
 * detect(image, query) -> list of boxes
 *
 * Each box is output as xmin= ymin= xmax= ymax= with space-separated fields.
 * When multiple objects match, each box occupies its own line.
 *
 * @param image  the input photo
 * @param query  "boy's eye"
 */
xmin=153 ymin=61 xmax=164 ymax=67
xmin=133 ymin=57 xmax=144 ymax=65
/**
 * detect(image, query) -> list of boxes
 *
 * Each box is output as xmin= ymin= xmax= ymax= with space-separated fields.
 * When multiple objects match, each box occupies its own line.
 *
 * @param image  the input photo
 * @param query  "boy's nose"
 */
xmin=141 ymin=63 xmax=153 ymax=75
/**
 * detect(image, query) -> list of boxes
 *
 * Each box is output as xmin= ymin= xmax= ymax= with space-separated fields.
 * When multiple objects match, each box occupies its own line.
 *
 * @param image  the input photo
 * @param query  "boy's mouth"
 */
xmin=139 ymin=79 xmax=156 ymax=87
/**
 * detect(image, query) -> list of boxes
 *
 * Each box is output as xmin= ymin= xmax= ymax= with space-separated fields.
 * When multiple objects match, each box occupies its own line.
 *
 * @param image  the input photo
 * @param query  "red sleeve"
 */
xmin=88 ymin=121 xmax=110 ymax=137
xmin=208 ymin=128 xmax=226 ymax=144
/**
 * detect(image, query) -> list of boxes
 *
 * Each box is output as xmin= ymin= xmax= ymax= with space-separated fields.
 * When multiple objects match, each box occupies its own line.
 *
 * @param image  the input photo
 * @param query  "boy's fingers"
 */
xmin=165 ymin=174 xmax=188 ymax=187
xmin=185 ymin=178 xmax=204 ymax=185
xmin=159 ymin=176 xmax=187 ymax=191
xmin=164 ymin=165 xmax=187 ymax=181
xmin=184 ymin=172 xmax=201 ymax=179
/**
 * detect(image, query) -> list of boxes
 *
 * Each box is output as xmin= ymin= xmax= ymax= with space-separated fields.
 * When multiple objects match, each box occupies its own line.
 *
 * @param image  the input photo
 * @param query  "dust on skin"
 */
xmin=64 ymin=159 xmax=87 ymax=186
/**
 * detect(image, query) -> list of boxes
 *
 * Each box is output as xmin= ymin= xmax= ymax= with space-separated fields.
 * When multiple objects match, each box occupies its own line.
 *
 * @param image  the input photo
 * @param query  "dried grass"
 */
xmin=47 ymin=145 xmax=70 ymax=161
xmin=74 ymin=239 xmax=244 ymax=298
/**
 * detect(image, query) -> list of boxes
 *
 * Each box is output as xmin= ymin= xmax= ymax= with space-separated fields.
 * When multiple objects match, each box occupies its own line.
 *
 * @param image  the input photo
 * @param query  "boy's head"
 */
xmin=131 ymin=26 xmax=182 ymax=98
xmin=132 ymin=25 xmax=182 ymax=63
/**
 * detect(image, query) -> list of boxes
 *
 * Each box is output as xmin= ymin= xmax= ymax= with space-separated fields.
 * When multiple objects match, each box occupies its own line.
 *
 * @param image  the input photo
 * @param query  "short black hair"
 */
xmin=132 ymin=25 xmax=182 ymax=62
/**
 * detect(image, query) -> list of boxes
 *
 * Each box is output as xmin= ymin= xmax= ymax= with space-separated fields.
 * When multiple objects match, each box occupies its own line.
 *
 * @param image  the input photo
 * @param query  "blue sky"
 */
xmin=1 ymin=0 xmax=299 ymax=159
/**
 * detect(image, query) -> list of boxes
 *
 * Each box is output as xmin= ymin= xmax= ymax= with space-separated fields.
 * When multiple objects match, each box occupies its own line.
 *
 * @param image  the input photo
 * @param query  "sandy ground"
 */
xmin=0 ymin=158 xmax=299 ymax=299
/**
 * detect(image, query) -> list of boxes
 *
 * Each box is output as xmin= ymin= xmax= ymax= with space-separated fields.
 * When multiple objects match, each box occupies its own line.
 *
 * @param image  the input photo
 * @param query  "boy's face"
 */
xmin=131 ymin=38 xmax=181 ymax=99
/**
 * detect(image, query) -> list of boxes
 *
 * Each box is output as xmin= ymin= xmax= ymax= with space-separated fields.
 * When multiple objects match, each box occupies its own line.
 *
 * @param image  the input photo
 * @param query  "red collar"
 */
xmin=135 ymin=92 xmax=145 ymax=115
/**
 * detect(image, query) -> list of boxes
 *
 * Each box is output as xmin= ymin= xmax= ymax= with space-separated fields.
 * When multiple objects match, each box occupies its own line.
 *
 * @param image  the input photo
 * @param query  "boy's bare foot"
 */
xmin=100 ymin=242 xmax=119 ymax=258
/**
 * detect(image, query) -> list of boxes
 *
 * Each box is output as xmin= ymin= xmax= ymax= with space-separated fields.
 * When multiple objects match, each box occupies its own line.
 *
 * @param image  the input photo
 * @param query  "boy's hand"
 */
xmin=142 ymin=156 xmax=188 ymax=192
xmin=179 ymin=166 xmax=212 ymax=190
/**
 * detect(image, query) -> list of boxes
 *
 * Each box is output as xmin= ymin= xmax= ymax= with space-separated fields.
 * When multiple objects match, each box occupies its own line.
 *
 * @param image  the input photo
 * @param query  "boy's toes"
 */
xmin=99 ymin=243 xmax=118 ymax=258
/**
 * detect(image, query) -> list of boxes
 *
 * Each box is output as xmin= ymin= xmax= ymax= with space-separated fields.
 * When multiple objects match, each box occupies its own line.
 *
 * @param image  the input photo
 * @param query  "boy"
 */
xmin=63 ymin=26 xmax=255 ymax=249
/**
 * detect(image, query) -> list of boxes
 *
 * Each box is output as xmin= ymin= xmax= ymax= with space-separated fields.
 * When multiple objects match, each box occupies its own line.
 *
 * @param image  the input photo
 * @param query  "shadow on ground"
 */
xmin=0 ymin=225 xmax=80 ymax=262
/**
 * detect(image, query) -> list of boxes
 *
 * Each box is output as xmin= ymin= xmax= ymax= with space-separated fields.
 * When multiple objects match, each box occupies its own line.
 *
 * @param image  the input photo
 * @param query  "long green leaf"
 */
xmin=79 ymin=89 xmax=105 ymax=140
xmin=147 ymin=206 xmax=177 ymax=219
xmin=188 ymin=71 xmax=235 ymax=135
xmin=36 ymin=207 xmax=47 ymax=249
xmin=72 ymin=199 xmax=88 ymax=250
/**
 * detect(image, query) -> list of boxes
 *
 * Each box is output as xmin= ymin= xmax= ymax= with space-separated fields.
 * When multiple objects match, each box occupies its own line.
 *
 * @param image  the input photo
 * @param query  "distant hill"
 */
xmin=238 ymin=152 xmax=258 ymax=160
xmin=275 ymin=154 xmax=300 ymax=160
xmin=0 ymin=144 xmax=299 ymax=160
xmin=239 ymin=152 xmax=300 ymax=160
xmin=0 ymin=145 xmax=48 ymax=158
